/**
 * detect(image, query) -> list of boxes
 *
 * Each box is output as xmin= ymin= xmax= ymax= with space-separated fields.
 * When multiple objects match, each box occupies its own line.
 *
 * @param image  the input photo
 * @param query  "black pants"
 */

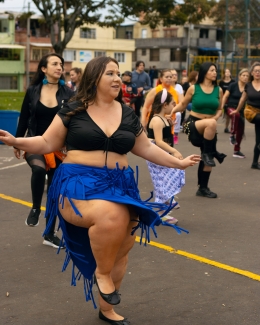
xmin=25 ymin=153 xmax=61 ymax=235
xmin=251 ymin=114 xmax=260 ymax=164
xmin=134 ymin=96 xmax=144 ymax=118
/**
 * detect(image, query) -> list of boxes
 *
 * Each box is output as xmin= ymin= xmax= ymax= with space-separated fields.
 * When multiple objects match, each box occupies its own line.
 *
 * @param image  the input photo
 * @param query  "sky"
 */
xmin=0 ymin=0 xmax=40 ymax=13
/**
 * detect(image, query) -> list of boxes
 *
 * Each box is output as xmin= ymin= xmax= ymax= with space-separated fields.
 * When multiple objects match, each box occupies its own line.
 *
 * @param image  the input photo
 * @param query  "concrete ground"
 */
xmin=0 ymin=119 xmax=259 ymax=325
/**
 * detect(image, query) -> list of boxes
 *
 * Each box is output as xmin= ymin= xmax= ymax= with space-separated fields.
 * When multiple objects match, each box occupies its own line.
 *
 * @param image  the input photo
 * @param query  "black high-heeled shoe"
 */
xmin=94 ymin=275 xmax=121 ymax=305
xmin=214 ymin=151 xmax=227 ymax=164
xmin=99 ymin=310 xmax=130 ymax=325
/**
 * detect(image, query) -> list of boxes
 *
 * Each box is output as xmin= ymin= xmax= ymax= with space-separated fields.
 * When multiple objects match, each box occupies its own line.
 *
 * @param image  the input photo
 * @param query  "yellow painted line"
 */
xmin=1 ymin=193 xmax=259 ymax=282
xmin=136 ymin=236 xmax=260 ymax=282
xmin=0 ymin=193 xmax=46 ymax=210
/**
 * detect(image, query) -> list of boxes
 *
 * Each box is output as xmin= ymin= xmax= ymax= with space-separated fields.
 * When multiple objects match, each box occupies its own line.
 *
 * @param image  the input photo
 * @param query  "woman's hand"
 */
xmin=229 ymin=109 xmax=238 ymax=116
xmin=178 ymin=154 xmax=201 ymax=169
xmin=0 ymin=130 xmax=17 ymax=147
xmin=172 ymin=150 xmax=183 ymax=160
xmin=13 ymin=148 xmax=21 ymax=159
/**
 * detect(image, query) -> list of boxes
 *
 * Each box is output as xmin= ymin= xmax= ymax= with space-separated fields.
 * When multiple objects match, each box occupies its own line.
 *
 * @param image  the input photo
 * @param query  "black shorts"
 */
xmin=183 ymin=115 xmax=203 ymax=148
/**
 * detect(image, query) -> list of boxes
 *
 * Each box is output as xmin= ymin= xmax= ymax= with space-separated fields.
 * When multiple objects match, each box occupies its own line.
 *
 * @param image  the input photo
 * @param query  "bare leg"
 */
xmin=99 ymin=216 xmax=137 ymax=321
xmin=60 ymin=199 xmax=138 ymax=321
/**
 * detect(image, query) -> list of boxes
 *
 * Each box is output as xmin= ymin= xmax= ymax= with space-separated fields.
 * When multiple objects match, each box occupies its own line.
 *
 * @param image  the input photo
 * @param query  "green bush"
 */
xmin=0 ymin=92 xmax=25 ymax=112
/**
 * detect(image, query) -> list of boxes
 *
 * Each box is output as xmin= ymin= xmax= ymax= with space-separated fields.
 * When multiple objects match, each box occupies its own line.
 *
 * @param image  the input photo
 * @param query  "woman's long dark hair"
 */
xmin=69 ymin=56 xmax=122 ymax=115
xmin=30 ymin=53 xmax=65 ymax=86
xmin=196 ymin=62 xmax=218 ymax=86
xmin=148 ymin=90 xmax=173 ymax=126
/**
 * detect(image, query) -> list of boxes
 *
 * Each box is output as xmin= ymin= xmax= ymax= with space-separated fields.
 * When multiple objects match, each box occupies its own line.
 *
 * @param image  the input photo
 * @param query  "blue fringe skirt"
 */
xmin=44 ymin=163 xmax=188 ymax=307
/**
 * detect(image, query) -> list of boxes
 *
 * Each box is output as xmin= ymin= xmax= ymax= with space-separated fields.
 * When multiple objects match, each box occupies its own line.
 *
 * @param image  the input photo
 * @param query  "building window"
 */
xmin=94 ymin=51 xmax=106 ymax=57
xmin=170 ymin=49 xmax=176 ymax=62
xmin=80 ymin=28 xmax=96 ymax=39
xmin=0 ymin=49 xmax=20 ymax=60
xmin=63 ymin=49 xmax=76 ymax=61
xmin=141 ymin=49 xmax=146 ymax=56
xmin=125 ymin=31 xmax=133 ymax=39
xmin=163 ymin=28 xmax=177 ymax=38
xmin=32 ymin=48 xmax=51 ymax=61
xmin=200 ymin=28 xmax=209 ymax=39
xmin=141 ymin=29 xmax=147 ymax=38
xmin=114 ymin=52 xmax=125 ymax=63
xmin=150 ymin=48 xmax=159 ymax=61
xmin=0 ymin=76 xmax=18 ymax=90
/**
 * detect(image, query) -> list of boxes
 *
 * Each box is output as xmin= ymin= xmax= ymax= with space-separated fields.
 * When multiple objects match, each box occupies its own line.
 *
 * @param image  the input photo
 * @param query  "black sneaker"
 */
xmin=25 ymin=208 xmax=41 ymax=226
xmin=229 ymin=135 xmax=237 ymax=145
xmin=251 ymin=163 xmax=260 ymax=170
xmin=196 ymin=187 xmax=217 ymax=198
xmin=43 ymin=234 xmax=65 ymax=249
xmin=233 ymin=151 xmax=245 ymax=158
xmin=224 ymin=128 xmax=230 ymax=133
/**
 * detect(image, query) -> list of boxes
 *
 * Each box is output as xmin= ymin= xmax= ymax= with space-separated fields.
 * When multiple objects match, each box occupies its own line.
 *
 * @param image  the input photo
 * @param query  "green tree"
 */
xmin=1 ymin=0 xmax=216 ymax=54
xmin=210 ymin=0 xmax=260 ymax=46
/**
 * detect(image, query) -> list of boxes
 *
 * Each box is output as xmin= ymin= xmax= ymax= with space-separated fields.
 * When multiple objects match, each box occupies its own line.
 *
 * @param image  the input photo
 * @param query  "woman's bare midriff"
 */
xmin=190 ymin=111 xmax=215 ymax=119
xmin=63 ymin=150 xmax=129 ymax=170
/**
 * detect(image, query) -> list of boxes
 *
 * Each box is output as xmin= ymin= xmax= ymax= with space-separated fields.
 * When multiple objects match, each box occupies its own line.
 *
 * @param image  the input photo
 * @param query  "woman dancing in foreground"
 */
xmin=0 ymin=56 xmax=200 ymax=325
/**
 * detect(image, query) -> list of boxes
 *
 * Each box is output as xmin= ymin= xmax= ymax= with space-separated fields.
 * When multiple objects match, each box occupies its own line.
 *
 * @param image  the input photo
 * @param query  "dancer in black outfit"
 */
xmin=14 ymin=53 xmax=74 ymax=247
xmin=231 ymin=62 xmax=260 ymax=169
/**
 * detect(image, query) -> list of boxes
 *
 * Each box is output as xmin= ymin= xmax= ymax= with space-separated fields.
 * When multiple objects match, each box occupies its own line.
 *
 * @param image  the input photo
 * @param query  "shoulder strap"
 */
xmin=153 ymin=115 xmax=167 ymax=126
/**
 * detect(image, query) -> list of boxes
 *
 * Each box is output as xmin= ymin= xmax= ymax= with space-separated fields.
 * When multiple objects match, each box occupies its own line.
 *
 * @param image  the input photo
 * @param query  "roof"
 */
xmin=30 ymin=42 xmax=52 ymax=47
xmin=0 ymin=44 xmax=26 ymax=49
xmin=199 ymin=47 xmax=223 ymax=52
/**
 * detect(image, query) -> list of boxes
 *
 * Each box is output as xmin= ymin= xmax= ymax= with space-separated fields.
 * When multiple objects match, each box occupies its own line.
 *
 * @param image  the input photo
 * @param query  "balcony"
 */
xmin=135 ymin=37 xmax=216 ymax=49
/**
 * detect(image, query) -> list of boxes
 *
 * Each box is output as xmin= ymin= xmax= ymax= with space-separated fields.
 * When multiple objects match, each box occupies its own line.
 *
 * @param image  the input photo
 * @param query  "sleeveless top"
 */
xmin=57 ymin=101 xmax=143 ymax=154
xmin=192 ymin=84 xmax=220 ymax=115
xmin=147 ymin=115 xmax=173 ymax=147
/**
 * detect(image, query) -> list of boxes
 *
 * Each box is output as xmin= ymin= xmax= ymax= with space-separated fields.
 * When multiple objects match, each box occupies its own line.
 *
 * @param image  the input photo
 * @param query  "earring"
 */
xmin=59 ymin=79 xmax=65 ymax=86
xmin=42 ymin=75 xmax=48 ymax=85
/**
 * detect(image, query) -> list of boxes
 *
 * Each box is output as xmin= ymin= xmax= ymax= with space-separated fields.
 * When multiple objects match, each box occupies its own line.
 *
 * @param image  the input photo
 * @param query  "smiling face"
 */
xmin=41 ymin=55 xmax=63 ymax=82
xmin=97 ymin=61 xmax=122 ymax=98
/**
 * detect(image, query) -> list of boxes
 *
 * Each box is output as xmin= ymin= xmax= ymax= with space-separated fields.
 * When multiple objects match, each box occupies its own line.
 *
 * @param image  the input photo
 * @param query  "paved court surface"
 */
xmin=0 ymin=120 xmax=260 ymax=325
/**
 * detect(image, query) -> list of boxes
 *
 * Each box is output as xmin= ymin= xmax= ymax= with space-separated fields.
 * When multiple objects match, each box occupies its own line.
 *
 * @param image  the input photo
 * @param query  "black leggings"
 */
xmin=251 ymin=114 xmax=260 ymax=164
xmin=25 ymin=153 xmax=61 ymax=235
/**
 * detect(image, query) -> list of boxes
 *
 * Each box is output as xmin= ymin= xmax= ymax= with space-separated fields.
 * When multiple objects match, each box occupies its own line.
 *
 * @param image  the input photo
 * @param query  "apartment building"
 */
xmin=116 ymin=18 xmax=223 ymax=75
xmin=0 ymin=13 xmax=25 ymax=92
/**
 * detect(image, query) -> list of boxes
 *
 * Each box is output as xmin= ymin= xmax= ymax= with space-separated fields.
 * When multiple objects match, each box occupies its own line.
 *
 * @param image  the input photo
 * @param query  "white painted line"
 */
xmin=0 ymin=162 xmax=27 ymax=170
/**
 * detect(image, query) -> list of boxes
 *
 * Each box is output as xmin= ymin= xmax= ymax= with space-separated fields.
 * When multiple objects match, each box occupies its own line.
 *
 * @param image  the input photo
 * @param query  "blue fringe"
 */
xmin=43 ymin=163 xmax=189 ymax=308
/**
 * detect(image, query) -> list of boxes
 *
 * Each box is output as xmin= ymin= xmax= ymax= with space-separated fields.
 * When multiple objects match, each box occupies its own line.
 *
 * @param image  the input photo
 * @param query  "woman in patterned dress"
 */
xmin=146 ymin=89 xmax=185 ymax=224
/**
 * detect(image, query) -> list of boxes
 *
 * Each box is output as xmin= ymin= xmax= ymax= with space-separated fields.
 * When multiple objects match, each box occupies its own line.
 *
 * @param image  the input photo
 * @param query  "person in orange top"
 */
xmin=141 ymin=69 xmax=180 ymax=134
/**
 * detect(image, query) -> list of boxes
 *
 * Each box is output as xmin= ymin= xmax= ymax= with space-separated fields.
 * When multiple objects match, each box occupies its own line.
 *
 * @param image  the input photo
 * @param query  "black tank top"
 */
xmin=147 ymin=115 xmax=173 ymax=147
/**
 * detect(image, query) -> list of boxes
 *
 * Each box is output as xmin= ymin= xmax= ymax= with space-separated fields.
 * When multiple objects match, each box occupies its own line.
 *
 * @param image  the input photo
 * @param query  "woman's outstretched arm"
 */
xmin=0 ymin=115 xmax=67 ymax=154
xmin=131 ymin=131 xmax=200 ymax=169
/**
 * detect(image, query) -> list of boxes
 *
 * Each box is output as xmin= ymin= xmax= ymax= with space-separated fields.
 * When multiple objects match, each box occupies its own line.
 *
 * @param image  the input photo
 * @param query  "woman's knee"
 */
xmin=206 ymin=118 xmax=217 ymax=129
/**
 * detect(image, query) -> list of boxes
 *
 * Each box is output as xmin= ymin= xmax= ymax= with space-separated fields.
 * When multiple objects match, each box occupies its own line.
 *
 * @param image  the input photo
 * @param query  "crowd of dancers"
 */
xmin=0 ymin=54 xmax=260 ymax=325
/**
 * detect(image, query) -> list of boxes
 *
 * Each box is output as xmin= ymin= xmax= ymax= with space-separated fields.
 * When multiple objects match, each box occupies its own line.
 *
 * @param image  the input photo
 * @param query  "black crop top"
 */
xmin=147 ymin=115 xmax=173 ymax=147
xmin=57 ymin=101 xmax=143 ymax=155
